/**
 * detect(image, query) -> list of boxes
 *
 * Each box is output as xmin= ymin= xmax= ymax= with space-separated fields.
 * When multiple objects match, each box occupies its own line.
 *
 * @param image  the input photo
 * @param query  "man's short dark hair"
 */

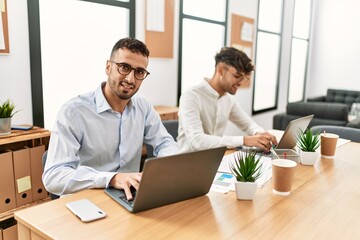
xmin=215 ymin=47 xmax=254 ymax=74
xmin=111 ymin=37 xmax=150 ymax=58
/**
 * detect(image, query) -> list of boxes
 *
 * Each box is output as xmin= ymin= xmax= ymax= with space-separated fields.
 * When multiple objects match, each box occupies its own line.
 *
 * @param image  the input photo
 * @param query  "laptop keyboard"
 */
xmin=119 ymin=188 xmax=137 ymax=207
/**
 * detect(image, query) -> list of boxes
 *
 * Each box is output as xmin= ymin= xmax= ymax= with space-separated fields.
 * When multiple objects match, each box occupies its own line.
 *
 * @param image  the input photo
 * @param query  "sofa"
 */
xmin=273 ymin=89 xmax=360 ymax=130
xmin=273 ymin=101 xmax=360 ymax=130
xmin=307 ymin=88 xmax=360 ymax=111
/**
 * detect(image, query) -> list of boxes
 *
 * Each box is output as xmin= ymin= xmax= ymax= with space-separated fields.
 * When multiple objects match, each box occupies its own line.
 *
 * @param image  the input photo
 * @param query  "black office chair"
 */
xmin=142 ymin=120 xmax=179 ymax=170
xmin=310 ymin=125 xmax=360 ymax=143
xmin=42 ymin=150 xmax=60 ymax=200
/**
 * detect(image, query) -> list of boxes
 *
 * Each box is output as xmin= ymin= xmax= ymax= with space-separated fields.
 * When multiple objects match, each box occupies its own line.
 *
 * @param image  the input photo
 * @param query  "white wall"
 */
xmin=0 ymin=0 xmax=32 ymax=125
xmin=307 ymin=0 xmax=360 ymax=98
xmin=1 ymin=0 xmax=360 ymax=132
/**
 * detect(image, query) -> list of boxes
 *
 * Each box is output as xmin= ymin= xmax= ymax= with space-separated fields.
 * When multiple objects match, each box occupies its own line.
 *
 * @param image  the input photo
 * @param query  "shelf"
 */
xmin=0 ymin=197 xmax=51 ymax=222
xmin=0 ymin=127 xmax=50 ymax=145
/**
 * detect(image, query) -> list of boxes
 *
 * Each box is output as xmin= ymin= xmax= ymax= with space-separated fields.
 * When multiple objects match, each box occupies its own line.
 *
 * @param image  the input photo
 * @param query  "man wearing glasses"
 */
xmin=177 ymin=47 xmax=277 ymax=153
xmin=43 ymin=38 xmax=179 ymax=200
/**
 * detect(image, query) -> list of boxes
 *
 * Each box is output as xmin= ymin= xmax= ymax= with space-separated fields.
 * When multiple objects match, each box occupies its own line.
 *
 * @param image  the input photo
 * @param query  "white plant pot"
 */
xmin=234 ymin=181 xmax=258 ymax=200
xmin=300 ymin=150 xmax=319 ymax=165
xmin=0 ymin=117 xmax=11 ymax=136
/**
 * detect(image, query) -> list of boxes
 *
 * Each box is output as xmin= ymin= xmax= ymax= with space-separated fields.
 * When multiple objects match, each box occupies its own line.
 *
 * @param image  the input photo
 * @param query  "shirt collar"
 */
xmin=202 ymin=78 xmax=225 ymax=98
xmin=94 ymin=82 xmax=134 ymax=114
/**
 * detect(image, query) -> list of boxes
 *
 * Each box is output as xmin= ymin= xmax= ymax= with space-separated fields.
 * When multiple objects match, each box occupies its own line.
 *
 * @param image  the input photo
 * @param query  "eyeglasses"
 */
xmin=109 ymin=61 xmax=150 ymax=80
xmin=224 ymin=68 xmax=249 ymax=83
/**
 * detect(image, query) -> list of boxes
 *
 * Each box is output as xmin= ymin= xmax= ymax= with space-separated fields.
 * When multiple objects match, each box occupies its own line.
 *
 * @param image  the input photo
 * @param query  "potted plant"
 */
xmin=297 ymin=128 xmax=320 ymax=165
xmin=229 ymin=150 xmax=263 ymax=200
xmin=0 ymin=99 xmax=17 ymax=135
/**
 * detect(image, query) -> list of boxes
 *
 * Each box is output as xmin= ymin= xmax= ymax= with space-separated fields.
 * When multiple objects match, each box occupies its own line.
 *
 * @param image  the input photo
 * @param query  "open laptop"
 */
xmin=104 ymin=147 xmax=227 ymax=213
xmin=241 ymin=114 xmax=314 ymax=151
xmin=276 ymin=114 xmax=314 ymax=149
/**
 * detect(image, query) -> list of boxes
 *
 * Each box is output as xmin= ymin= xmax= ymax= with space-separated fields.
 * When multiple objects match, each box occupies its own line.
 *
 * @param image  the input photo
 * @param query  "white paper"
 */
xmin=336 ymin=138 xmax=351 ymax=148
xmin=241 ymin=22 xmax=253 ymax=42
xmin=211 ymin=172 xmax=235 ymax=193
xmin=146 ymin=0 xmax=165 ymax=32
xmin=0 ymin=0 xmax=5 ymax=12
xmin=0 ymin=16 xmax=5 ymax=50
xmin=217 ymin=151 xmax=273 ymax=190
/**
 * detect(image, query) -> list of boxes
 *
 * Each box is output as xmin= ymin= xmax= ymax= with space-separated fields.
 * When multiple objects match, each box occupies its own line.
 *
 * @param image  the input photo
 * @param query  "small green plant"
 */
xmin=229 ymin=150 xmax=263 ymax=182
xmin=0 ymin=99 xmax=17 ymax=118
xmin=297 ymin=128 xmax=320 ymax=152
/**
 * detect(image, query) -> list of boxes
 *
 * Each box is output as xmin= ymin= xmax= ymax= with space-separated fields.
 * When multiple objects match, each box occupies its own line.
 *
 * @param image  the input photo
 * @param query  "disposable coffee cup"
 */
xmin=272 ymin=159 xmax=297 ymax=196
xmin=320 ymin=133 xmax=339 ymax=159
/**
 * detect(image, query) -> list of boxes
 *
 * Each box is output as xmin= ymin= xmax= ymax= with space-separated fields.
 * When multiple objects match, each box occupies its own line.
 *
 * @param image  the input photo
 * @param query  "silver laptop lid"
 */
xmin=105 ymin=147 xmax=226 ymax=213
xmin=276 ymin=114 xmax=314 ymax=149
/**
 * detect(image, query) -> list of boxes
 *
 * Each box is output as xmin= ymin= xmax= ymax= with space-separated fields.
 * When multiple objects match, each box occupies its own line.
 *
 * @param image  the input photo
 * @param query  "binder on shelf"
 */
xmin=29 ymin=145 xmax=48 ymax=201
xmin=12 ymin=148 xmax=33 ymax=207
xmin=0 ymin=151 xmax=17 ymax=214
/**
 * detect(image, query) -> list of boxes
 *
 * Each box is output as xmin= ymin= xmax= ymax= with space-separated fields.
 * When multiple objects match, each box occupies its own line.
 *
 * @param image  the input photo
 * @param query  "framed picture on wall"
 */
xmin=0 ymin=0 xmax=10 ymax=54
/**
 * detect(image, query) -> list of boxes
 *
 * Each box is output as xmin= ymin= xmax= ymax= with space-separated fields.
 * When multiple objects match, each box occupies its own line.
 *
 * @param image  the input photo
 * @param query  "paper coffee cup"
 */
xmin=320 ymin=133 xmax=339 ymax=159
xmin=272 ymin=159 xmax=297 ymax=196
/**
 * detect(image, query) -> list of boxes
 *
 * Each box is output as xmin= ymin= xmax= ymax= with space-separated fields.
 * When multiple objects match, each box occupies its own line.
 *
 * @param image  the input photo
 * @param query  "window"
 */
xmin=178 ymin=0 xmax=228 ymax=99
xmin=28 ymin=0 xmax=135 ymax=128
xmin=252 ymin=0 xmax=284 ymax=113
xmin=288 ymin=0 xmax=313 ymax=103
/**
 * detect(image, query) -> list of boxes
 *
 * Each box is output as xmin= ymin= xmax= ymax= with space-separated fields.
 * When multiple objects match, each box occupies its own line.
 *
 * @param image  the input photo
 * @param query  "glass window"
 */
xmin=288 ymin=0 xmax=313 ymax=103
xmin=29 ymin=0 xmax=134 ymax=128
xmin=253 ymin=0 xmax=283 ymax=113
xmin=253 ymin=32 xmax=281 ymax=111
xmin=183 ymin=0 xmax=226 ymax=21
xmin=288 ymin=39 xmax=308 ymax=103
xmin=181 ymin=19 xmax=225 ymax=93
xmin=179 ymin=0 xmax=227 ymax=99
xmin=257 ymin=0 xmax=283 ymax=33
xmin=293 ymin=0 xmax=312 ymax=39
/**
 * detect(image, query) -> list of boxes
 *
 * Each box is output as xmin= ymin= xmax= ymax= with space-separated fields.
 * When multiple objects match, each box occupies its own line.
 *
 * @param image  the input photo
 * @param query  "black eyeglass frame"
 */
xmin=223 ymin=67 xmax=250 ymax=83
xmin=109 ymin=60 xmax=150 ymax=80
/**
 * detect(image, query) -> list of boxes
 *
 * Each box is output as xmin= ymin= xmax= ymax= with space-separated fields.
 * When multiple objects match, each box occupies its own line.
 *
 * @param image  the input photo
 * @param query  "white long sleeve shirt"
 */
xmin=43 ymin=83 xmax=179 ymax=196
xmin=177 ymin=79 xmax=264 ymax=153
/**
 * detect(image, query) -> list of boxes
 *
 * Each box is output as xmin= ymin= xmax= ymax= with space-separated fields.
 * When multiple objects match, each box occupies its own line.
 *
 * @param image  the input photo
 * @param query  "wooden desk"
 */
xmin=14 ymin=142 xmax=360 ymax=239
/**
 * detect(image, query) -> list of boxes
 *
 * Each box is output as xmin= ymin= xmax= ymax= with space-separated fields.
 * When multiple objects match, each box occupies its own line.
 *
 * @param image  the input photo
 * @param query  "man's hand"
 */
xmin=243 ymin=132 xmax=278 ymax=151
xmin=109 ymin=172 xmax=142 ymax=200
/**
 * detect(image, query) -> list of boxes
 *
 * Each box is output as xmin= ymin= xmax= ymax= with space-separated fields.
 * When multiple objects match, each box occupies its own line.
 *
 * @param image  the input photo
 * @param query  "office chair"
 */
xmin=42 ymin=150 xmax=60 ymax=200
xmin=143 ymin=120 xmax=179 ymax=170
xmin=310 ymin=125 xmax=360 ymax=143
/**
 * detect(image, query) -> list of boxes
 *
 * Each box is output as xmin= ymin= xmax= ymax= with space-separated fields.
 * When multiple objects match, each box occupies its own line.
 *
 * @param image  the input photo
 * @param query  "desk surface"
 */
xmin=15 ymin=141 xmax=360 ymax=239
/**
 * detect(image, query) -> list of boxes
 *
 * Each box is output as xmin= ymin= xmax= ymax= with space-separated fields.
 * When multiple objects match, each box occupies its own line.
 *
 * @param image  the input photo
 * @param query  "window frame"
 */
xmin=27 ymin=0 xmax=135 ymax=127
xmin=287 ymin=0 xmax=313 ymax=103
xmin=177 ymin=0 xmax=228 ymax=104
xmin=252 ymin=0 xmax=285 ymax=115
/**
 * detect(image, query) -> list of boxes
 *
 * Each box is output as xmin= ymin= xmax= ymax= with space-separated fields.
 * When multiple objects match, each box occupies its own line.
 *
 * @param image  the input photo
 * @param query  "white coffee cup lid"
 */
xmin=272 ymin=159 xmax=297 ymax=168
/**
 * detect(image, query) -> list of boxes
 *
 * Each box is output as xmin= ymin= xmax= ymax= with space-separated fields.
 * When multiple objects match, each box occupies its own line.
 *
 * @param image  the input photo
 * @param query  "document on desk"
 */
xmin=212 ymin=150 xmax=273 ymax=193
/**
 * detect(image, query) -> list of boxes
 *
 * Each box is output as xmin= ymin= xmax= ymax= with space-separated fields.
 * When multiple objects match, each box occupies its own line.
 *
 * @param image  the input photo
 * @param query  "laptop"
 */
xmin=104 ymin=147 xmax=227 ymax=213
xmin=241 ymin=114 xmax=314 ymax=151
xmin=276 ymin=114 xmax=314 ymax=149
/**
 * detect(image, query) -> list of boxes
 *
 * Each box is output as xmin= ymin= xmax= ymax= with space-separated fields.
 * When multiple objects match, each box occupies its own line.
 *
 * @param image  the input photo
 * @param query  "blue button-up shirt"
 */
xmin=43 ymin=83 xmax=179 ymax=196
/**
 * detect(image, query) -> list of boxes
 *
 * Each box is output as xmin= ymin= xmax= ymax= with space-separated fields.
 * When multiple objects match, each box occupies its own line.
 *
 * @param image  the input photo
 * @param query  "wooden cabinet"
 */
xmin=154 ymin=105 xmax=178 ymax=120
xmin=0 ymin=127 xmax=50 ymax=223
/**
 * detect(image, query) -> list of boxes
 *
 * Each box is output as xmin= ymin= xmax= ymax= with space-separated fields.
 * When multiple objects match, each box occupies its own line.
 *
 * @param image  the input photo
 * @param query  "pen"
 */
xmin=270 ymin=142 xmax=279 ymax=159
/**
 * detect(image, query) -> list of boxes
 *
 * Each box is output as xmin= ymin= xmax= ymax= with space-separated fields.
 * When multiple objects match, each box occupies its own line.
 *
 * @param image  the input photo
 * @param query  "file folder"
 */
xmin=12 ymin=148 xmax=33 ymax=207
xmin=0 ymin=151 xmax=16 ymax=214
xmin=29 ymin=145 xmax=48 ymax=201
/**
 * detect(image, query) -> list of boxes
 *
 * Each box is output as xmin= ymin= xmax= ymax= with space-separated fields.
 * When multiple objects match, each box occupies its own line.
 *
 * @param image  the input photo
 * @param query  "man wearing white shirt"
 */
xmin=177 ymin=47 xmax=277 ymax=153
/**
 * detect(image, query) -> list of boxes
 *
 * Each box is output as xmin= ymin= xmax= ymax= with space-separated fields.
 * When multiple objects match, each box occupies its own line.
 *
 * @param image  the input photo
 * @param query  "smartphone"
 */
xmin=11 ymin=125 xmax=33 ymax=130
xmin=66 ymin=199 xmax=107 ymax=222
